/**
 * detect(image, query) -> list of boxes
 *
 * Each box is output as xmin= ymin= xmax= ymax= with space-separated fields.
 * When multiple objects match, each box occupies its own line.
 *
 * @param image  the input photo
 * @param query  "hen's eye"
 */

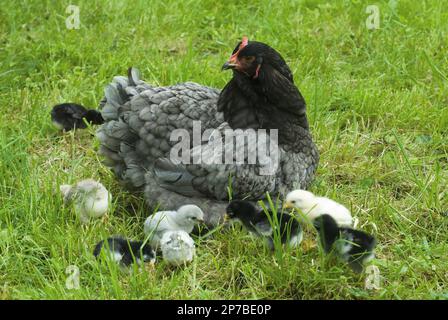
xmin=242 ymin=56 xmax=256 ymax=63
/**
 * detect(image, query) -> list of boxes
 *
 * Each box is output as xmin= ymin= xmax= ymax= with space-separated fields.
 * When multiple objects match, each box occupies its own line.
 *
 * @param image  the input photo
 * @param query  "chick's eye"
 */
xmin=291 ymin=200 xmax=296 ymax=204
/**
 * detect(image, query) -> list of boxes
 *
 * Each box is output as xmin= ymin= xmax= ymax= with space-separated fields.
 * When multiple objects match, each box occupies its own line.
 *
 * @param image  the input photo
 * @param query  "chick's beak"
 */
xmin=223 ymin=213 xmax=230 ymax=222
xmin=283 ymin=202 xmax=293 ymax=209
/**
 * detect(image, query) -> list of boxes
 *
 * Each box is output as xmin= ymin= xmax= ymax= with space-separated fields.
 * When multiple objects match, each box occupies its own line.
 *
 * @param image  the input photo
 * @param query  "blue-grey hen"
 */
xmin=96 ymin=38 xmax=319 ymax=226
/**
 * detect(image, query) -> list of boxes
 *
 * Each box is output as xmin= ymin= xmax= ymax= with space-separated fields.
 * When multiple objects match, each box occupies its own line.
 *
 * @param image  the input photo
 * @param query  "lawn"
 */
xmin=0 ymin=0 xmax=447 ymax=299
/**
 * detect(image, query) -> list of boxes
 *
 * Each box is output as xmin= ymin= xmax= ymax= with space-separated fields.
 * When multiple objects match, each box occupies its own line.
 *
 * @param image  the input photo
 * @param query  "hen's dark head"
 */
xmin=218 ymin=37 xmax=309 ymax=135
xmin=221 ymin=37 xmax=293 ymax=82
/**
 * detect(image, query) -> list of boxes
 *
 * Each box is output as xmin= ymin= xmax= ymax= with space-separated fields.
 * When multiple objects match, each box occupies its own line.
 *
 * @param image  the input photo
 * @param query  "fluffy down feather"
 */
xmin=143 ymin=205 xmax=204 ymax=248
xmin=284 ymin=189 xmax=353 ymax=227
xmin=160 ymin=230 xmax=196 ymax=266
xmin=60 ymin=179 xmax=111 ymax=223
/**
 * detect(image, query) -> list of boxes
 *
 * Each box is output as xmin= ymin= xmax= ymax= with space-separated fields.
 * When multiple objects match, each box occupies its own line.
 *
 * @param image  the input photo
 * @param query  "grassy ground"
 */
xmin=0 ymin=0 xmax=447 ymax=299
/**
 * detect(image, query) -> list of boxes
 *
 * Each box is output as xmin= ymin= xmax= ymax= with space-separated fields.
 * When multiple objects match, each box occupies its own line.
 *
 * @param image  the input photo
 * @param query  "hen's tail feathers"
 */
xmin=127 ymin=67 xmax=142 ymax=86
xmin=100 ymin=67 xmax=147 ymax=121
xmin=97 ymin=69 xmax=149 ymax=190
xmin=101 ymin=83 xmax=126 ymax=121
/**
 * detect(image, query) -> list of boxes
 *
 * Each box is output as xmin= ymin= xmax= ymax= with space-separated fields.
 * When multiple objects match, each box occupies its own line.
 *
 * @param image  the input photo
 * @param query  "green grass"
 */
xmin=0 ymin=0 xmax=447 ymax=299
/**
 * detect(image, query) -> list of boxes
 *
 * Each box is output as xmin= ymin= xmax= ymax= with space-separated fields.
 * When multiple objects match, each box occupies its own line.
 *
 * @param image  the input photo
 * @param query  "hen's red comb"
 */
xmin=230 ymin=37 xmax=249 ymax=61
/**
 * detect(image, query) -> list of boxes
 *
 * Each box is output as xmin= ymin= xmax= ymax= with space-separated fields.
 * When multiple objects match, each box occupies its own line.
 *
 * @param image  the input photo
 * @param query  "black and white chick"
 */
xmin=313 ymin=214 xmax=376 ymax=273
xmin=160 ymin=230 xmax=196 ymax=266
xmin=225 ymin=200 xmax=303 ymax=250
xmin=93 ymin=237 xmax=156 ymax=267
xmin=51 ymin=103 xmax=104 ymax=131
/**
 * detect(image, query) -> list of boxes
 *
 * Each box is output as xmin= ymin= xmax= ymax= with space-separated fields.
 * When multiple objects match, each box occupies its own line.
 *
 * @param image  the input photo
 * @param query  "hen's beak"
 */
xmin=222 ymin=54 xmax=240 ymax=71
xmin=221 ymin=61 xmax=238 ymax=70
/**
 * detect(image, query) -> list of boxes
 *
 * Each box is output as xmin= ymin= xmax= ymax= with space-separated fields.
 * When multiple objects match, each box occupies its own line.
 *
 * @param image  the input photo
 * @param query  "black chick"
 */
xmin=93 ymin=237 xmax=156 ymax=266
xmin=51 ymin=103 xmax=104 ymax=131
xmin=225 ymin=200 xmax=303 ymax=250
xmin=313 ymin=214 xmax=376 ymax=273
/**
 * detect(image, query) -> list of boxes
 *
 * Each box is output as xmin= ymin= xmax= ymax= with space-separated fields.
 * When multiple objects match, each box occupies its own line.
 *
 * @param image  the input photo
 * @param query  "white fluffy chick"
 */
xmin=60 ymin=179 xmax=111 ymax=223
xmin=160 ymin=230 xmax=196 ymax=266
xmin=143 ymin=205 xmax=204 ymax=248
xmin=284 ymin=189 xmax=353 ymax=227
